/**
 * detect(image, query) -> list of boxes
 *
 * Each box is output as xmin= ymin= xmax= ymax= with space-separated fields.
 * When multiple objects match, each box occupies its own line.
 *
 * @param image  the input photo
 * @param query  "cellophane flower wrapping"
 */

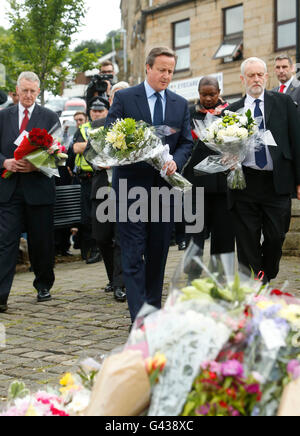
xmin=24 ymin=124 xmax=67 ymax=178
xmin=2 ymin=124 xmax=67 ymax=179
xmin=193 ymin=110 xmax=277 ymax=190
xmin=86 ymin=118 xmax=192 ymax=192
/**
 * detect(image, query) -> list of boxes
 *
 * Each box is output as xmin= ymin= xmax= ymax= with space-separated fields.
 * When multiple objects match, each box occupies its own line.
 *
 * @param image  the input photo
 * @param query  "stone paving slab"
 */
xmin=0 ymin=246 xmax=299 ymax=403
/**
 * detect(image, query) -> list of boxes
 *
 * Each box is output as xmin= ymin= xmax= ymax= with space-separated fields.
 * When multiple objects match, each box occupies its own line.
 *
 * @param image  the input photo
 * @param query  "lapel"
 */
xmin=134 ymin=83 xmax=152 ymax=125
xmin=26 ymin=104 xmax=41 ymax=131
xmin=286 ymin=80 xmax=299 ymax=98
xmin=264 ymin=90 xmax=273 ymax=125
xmin=164 ymin=89 xmax=178 ymax=126
xmin=9 ymin=105 xmax=20 ymax=140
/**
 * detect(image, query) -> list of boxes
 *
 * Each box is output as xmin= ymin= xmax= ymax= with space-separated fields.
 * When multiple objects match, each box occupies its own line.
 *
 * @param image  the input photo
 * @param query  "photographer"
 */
xmin=86 ymin=61 xmax=116 ymax=111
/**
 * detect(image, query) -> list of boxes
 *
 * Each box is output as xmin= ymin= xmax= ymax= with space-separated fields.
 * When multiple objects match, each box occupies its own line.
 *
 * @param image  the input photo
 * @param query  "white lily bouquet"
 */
xmin=86 ymin=118 xmax=192 ymax=192
xmin=193 ymin=110 xmax=276 ymax=190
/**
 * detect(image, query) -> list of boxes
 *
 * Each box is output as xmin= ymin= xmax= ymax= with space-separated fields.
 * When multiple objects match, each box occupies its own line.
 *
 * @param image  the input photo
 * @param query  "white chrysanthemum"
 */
xmin=216 ymin=129 xmax=227 ymax=141
xmin=225 ymin=125 xmax=239 ymax=136
xmin=239 ymin=116 xmax=248 ymax=127
xmin=237 ymin=127 xmax=249 ymax=139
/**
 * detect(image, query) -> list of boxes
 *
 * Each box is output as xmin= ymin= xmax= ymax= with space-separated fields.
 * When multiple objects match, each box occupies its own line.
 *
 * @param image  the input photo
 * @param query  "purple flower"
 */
xmin=221 ymin=360 xmax=244 ymax=378
xmin=196 ymin=404 xmax=210 ymax=416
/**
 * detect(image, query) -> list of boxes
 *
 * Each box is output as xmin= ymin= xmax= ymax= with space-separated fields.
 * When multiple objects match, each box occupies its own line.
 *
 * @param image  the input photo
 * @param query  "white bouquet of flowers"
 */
xmin=85 ymin=118 xmax=192 ymax=192
xmin=193 ymin=110 xmax=276 ymax=190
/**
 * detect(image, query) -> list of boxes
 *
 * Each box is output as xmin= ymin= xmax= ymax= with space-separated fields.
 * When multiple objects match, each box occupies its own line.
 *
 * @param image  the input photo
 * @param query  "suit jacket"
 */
xmin=0 ymin=104 xmax=60 ymax=205
xmin=227 ymin=90 xmax=300 ymax=195
xmin=272 ymin=79 xmax=300 ymax=114
xmin=105 ymin=82 xmax=194 ymax=192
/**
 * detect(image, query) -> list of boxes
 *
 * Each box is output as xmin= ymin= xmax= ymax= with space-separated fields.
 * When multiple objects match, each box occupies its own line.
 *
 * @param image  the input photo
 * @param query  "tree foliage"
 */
xmin=0 ymin=27 xmax=30 ymax=91
xmin=7 ymin=0 xmax=86 ymax=103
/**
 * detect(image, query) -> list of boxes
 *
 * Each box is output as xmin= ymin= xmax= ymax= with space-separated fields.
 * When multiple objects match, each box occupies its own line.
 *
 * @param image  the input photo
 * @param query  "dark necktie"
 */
xmin=20 ymin=109 xmax=29 ymax=134
xmin=153 ymin=92 xmax=164 ymax=126
xmin=254 ymin=99 xmax=267 ymax=169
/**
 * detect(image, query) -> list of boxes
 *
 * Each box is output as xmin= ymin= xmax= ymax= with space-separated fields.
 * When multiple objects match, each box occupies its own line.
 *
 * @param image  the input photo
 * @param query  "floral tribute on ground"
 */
xmin=1 ymin=246 xmax=300 ymax=416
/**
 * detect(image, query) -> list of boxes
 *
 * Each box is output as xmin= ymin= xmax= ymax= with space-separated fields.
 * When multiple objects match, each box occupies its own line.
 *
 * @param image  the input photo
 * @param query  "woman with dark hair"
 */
xmin=183 ymin=76 xmax=235 ymax=255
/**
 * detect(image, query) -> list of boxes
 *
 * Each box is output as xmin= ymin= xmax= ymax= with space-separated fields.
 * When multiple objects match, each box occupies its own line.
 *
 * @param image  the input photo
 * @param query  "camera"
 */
xmin=86 ymin=73 xmax=115 ymax=108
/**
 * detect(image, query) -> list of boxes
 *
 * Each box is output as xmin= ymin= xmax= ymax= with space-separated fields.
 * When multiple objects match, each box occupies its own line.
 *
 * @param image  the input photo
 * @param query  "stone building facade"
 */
xmin=120 ymin=0 xmax=298 ymax=101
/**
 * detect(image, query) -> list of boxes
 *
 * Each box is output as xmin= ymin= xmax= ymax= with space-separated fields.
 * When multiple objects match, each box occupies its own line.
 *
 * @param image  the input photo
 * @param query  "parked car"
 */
xmin=64 ymin=98 xmax=86 ymax=113
xmin=45 ymin=97 xmax=67 ymax=117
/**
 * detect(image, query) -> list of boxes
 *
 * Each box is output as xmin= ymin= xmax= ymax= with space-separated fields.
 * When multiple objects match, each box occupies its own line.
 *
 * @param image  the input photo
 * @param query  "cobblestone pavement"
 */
xmin=0 ymin=247 xmax=299 ymax=402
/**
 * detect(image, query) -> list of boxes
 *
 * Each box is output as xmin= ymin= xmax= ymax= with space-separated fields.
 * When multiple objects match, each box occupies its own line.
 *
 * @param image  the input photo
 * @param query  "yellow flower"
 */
xmin=256 ymin=301 xmax=277 ymax=311
xmin=60 ymin=373 xmax=75 ymax=387
xmin=25 ymin=404 xmax=38 ymax=416
xmin=279 ymin=305 xmax=300 ymax=327
xmin=145 ymin=352 xmax=167 ymax=374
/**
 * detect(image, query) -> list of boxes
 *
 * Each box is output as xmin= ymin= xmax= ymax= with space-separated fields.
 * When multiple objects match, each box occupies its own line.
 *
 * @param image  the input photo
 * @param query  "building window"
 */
xmin=275 ymin=0 xmax=297 ymax=50
xmin=214 ymin=4 xmax=243 ymax=62
xmin=173 ymin=19 xmax=190 ymax=71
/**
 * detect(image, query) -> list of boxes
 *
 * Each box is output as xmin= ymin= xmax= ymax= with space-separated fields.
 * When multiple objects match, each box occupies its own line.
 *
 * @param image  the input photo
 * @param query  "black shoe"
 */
xmin=0 ymin=304 xmax=8 ymax=313
xmin=114 ymin=287 xmax=126 ymax=302
xmin=104 ymin=283 xmax=114 ymax=293
xmin=61 ymin=251 xmax=73 ymax=257
xmin=37 ymin=289 xmax=52 ymax=303
xmin=86 ymin=252 xmax=102 ymax=265
xmin=178 ymin=241 xmax=187 ymax=251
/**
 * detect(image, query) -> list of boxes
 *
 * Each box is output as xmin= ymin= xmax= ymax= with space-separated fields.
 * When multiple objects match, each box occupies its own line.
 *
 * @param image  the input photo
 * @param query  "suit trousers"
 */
xmin=229 ymin=167 xmax=291 ymax=281
xmin=92 ymin=200 xmax=124 ymax=288
xmin=117 ymin=215 xmax=174 ymax=322
xmin=0 ymin=179 xmax=55 ymax=304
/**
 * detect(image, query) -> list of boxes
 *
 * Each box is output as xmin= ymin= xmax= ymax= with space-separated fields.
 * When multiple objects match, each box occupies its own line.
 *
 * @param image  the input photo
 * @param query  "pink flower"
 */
xmin=196 ymin=404 xmax=210 ymax=416
xmin=221 ymin=360 xmax=244 ymax=378
xmin=246 ymin=384 xmax=261 ymax=394
xmin=287 ymin=360 xmax=300 ymax=380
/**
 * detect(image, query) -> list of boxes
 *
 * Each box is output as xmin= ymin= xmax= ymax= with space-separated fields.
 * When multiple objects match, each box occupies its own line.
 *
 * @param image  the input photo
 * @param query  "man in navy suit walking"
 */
xmin=0 ymin=72 xmax=60 ymax=312
xmin=105 ymin=47 xmax=193 ymax=323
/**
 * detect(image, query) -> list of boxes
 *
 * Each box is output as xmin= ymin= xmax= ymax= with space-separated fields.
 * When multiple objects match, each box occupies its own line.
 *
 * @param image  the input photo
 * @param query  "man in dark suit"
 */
xmin=273 ymin=54 xmax=300 ymax=113
xmin=227 ymin=57 xmax=300 ymax=284
xmin=105 ymin=47 xmax=193 ymax=322
xmin=0 ymin=71 xmax=60 ymax=312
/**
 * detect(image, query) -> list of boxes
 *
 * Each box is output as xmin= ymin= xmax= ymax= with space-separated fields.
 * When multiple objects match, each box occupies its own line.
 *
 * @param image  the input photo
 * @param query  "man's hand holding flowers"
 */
xmin=4 ymin=158 xmax=38 ymax=173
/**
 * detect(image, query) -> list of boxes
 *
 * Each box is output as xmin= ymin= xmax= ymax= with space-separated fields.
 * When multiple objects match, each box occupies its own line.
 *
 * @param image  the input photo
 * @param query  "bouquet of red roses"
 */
xmin=2 ymin=127 xmax=68 ymax=179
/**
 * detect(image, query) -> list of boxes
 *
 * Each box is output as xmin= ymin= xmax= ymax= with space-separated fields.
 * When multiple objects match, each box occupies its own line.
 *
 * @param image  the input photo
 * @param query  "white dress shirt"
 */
xmin=18 ymin=102 xmax=36 ymax=131
xmin=279 ymin=76 xmax=294 ymax=94
xmin=243 ymin=92 xmax=273 ymax=171
xmin=144 ymin=80 xmax=166 ymax=123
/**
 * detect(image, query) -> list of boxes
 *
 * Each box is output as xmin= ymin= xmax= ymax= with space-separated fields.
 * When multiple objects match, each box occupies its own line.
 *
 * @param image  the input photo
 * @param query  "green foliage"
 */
xmin=7 ymin=0 xmax=86 ymax=102
xmin=8 ymin=381 xmax=30 ymax=401
xmin=0 ymin=28 xmax=30 ymax=91
xmin=69 ymin=48 xmax=102 ymax=76
xmin=73 ymin=34 xmax=121 ymax=57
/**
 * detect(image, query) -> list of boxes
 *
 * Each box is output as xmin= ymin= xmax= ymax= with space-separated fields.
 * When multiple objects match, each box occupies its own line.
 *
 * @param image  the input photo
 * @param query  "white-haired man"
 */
xmin=227 ymin=57 xmax=300 ymax=284
xmin=0 ymin=72 xmax=60 ymax=312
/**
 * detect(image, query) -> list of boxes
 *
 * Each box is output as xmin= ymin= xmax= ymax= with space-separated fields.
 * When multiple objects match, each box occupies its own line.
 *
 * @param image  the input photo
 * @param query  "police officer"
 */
xmin=73 ymin=97 xmax=109 ymax=264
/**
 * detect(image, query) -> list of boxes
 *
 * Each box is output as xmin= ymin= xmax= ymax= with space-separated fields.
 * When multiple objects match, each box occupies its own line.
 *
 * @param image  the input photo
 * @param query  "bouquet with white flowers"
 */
xmin=193 ymin=110 xmax=276 ymax=190
xmin=86 ymin=118 xmax=192 ymax=192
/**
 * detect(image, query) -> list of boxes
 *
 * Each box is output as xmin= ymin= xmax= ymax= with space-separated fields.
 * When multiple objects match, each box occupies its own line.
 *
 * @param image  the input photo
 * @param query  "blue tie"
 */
xmin=153 ymin=92 xmax=164 ymax=126
xmin=254 ymin=99 xmax=267 ymax=169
